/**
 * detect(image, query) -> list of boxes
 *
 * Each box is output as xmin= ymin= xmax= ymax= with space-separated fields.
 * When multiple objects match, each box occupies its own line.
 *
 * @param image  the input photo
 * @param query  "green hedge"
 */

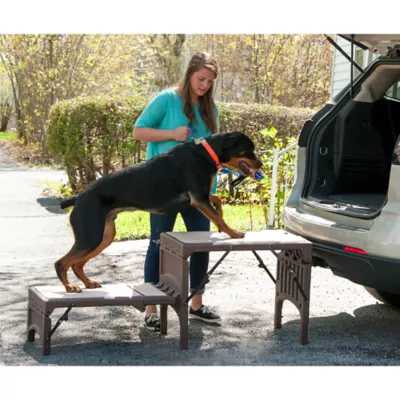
xmin=47 ymin=95 xmax=148 ymax=191
xmin=218 ymin=101 xmax=311 ymax=147
xmin=47 ymin=95 xmax=313 ymax=194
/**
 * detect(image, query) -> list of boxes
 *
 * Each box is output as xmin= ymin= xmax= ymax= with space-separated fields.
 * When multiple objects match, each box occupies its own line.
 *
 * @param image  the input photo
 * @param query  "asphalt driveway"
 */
xmin=1 ymin=144 xmax=400 ymax=366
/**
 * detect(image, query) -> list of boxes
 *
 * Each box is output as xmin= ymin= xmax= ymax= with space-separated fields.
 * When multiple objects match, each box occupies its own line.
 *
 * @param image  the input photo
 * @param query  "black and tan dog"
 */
xmin=56 ymin=131 xmax=262 ymax=293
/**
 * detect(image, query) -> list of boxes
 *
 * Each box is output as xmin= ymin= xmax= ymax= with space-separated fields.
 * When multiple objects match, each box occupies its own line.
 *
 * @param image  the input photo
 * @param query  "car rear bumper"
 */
xmin=284 ymin=227 xmax=400 ymax=294
xmin=284 ymin=202 xmax=400 ymax=257
xmin=284 ymin=204 xmax=400 ymax=294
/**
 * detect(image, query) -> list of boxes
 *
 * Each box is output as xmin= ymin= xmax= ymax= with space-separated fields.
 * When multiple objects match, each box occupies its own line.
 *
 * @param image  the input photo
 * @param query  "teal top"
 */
xmin=134 ymin=88 xmax=219 ymax=194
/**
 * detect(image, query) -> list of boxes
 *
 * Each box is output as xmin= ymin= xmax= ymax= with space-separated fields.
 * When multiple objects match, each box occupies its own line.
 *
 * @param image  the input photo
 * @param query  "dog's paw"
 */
xmin=228 ymin=229 xmax=245 ymax=239
xmin=65 ymin=284 xmax=82 ymax=293
xmin=85 ymin=280 xmax=102 ymax=289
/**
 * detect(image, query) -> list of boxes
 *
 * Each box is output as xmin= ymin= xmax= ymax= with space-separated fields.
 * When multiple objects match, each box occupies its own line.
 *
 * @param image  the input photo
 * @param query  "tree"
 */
xmin=187 ymin=34 xmax=332 ymax=108
xmin=145 ymin=34 xmax=186 ymax=88
xmin=0 ymin=63 xmax=13 ymax=132
xmin=0 ymin=34 xmax=161 ymax=152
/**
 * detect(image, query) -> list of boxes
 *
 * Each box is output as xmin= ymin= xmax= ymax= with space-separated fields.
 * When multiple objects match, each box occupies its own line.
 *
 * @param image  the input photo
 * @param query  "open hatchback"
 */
xmin=283 ymin=34 xmax=400 ymax=307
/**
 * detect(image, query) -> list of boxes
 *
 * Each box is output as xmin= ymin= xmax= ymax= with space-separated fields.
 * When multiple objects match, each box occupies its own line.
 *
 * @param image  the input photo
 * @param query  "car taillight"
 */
xmin=344 ymin=246 xmax=367 ymax=255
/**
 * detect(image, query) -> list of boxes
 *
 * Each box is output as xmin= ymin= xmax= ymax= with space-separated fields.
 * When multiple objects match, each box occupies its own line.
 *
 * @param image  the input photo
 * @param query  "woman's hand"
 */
xmin=172 ymin=126 xmax=190 ymax=142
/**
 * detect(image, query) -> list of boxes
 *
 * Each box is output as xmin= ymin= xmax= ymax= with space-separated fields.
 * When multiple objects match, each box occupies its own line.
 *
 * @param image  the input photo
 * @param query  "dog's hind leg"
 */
xmin=55 ymin=202 xmax=108 ymax=293
xmin=71 ymin=213 xmax=117 ymax=289
xmin=55 ymin=247 xmax=96 ymax=293
xmin=70 ymin=260 xmax=93 ymax=288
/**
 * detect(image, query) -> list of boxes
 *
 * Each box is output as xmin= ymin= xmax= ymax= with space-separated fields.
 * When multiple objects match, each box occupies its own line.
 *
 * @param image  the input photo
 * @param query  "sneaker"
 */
xmin=144 ymin=312 xmax=160 ymax=332
xmin=189 ymin=304 xmax=221 ymax=324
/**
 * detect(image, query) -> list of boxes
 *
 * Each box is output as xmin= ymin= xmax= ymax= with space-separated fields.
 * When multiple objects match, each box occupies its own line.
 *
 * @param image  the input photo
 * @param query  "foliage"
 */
xmin=47 ymin=95 xmax=148 ymax=191
xmin=188 ymin=34 xmax=333 ymax=108
xmin=218 ymin=101 xmax=311 ymax=141
xmin=223 ymin=127 xmax=298 ymax=228
xmin=144 ymin=34 xmax=186 ymax=88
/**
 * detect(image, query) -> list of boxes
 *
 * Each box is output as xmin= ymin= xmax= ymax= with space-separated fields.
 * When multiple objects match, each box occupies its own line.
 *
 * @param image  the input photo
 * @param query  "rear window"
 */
xmin=386 ymin=81 xmax=400 ymax=100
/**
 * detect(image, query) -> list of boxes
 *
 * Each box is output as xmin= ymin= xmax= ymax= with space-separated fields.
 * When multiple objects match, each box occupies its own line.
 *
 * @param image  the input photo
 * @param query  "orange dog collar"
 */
xmin=195 ymin=137 xmax=222 ymax=170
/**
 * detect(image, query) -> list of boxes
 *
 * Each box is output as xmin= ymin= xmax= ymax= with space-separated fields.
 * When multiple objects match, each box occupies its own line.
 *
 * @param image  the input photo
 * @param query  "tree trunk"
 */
xmin=0 ymin=97 xmax=13 ymax=132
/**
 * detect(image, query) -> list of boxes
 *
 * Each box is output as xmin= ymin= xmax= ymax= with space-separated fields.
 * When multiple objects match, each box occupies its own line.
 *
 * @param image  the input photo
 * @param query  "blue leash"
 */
xmin=188 ymin=124 xmax=194 ymax=142
xmin=188 ymin=125 xmax=263 ymax=186
xmin=220 ymin=167 xmax=264 ymax=180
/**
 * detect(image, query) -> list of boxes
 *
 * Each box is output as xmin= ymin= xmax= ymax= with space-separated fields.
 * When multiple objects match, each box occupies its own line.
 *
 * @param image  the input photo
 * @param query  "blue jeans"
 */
xmin=144 ymin=206 xmax=210 ymax=295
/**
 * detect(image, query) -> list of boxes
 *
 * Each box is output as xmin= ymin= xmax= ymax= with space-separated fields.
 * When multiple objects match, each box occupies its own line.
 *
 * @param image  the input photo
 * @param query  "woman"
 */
xmin=133 ymin=52 xmax=221 ymax=331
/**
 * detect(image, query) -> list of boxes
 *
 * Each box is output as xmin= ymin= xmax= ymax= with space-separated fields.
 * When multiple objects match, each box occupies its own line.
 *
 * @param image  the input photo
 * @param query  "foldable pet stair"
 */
xmin=158 ymin=229 xmax=313 ymax=349
xmin=27 ymin=229 xmax=312 ymax=355
xmin=27 ymin=283 xmax=177 ymax=355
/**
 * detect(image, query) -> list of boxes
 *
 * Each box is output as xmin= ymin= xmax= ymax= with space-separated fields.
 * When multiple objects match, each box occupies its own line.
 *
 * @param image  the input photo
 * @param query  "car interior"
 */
xmin=304 ymin=64 xmax=400 ymax=218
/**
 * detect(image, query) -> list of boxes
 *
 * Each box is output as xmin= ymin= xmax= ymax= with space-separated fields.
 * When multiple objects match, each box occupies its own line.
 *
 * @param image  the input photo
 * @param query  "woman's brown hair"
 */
xmin=177 ymin=52 xmax=218 ymax=134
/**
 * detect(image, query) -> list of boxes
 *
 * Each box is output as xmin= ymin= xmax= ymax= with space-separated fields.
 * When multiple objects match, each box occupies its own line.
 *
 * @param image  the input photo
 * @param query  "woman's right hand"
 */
xmin=172 ymin=126 xmax=190 ymax=142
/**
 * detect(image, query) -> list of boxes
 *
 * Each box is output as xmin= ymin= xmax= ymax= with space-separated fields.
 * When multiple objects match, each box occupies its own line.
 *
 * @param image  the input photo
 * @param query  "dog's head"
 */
xmin=210 ymin=132 xmax=262 ymax=178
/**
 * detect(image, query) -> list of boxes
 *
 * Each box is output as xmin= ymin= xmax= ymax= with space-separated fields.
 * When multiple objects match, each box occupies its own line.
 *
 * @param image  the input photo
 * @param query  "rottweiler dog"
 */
xmin=56 ymin=131 xmax=262 ymax=293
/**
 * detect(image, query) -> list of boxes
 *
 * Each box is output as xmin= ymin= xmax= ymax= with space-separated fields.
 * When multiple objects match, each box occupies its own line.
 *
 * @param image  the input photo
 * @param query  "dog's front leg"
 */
xmin=209 ymin=177 xmax=223 ymax=217
xmin=209 ymin=194 xmax=223 ymax=218
xmin=190 ymin=195 xmax=244 ymax=239
xmin=209 ymin=194 xmax=223 ymax=233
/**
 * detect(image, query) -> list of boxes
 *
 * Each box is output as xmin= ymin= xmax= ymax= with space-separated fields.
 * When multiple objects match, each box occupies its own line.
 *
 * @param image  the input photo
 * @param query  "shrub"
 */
xmin=47 ymin=95 xmax=148 ymax=191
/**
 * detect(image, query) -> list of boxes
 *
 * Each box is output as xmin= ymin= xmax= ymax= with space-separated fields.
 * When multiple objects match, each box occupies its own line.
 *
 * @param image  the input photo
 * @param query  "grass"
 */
xmin=0 ymin=131 xmax=17 ymax=141
xmin=114 ymin=204 xmax=268 ymax=241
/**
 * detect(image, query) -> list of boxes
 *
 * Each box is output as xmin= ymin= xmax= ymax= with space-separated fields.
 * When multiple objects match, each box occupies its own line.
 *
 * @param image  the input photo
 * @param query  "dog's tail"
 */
xmin=60 ymin=196 xmax=77 ymax=210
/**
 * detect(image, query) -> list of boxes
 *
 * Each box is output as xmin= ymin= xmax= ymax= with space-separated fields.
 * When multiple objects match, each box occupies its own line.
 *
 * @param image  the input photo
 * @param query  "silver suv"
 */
xmin=283 ymin=34 xmax=400 ymax=308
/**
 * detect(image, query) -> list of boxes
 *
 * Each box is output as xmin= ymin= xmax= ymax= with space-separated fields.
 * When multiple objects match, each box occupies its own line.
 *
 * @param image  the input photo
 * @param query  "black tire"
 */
xmin=364 ymin=286 xmax=400 ymax=309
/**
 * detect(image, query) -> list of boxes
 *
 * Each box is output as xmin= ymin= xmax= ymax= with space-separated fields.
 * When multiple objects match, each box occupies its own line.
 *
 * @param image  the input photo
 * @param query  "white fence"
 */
xmin=268 ymin=143 xmax=298 ymax=228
